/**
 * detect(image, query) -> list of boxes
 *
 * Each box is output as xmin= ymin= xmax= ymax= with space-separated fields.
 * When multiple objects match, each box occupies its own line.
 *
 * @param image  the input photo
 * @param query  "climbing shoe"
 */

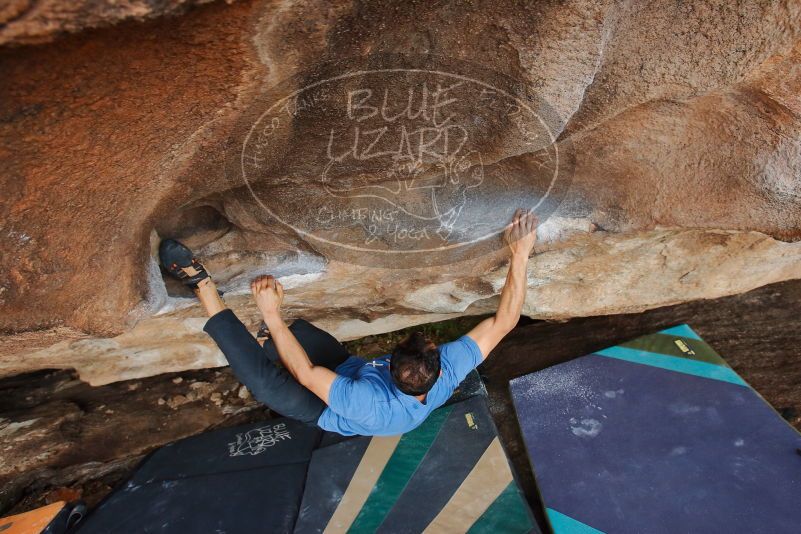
xmin=159 ymin=239 xmax=210 ymax=290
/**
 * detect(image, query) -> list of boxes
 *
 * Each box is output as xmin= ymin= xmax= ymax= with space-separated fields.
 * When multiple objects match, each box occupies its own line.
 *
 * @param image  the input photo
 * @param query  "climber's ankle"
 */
xmin=195 ymin=276 xmax=226 ymax=317
xmin=196 ymin=277 xmax=214 ymax=290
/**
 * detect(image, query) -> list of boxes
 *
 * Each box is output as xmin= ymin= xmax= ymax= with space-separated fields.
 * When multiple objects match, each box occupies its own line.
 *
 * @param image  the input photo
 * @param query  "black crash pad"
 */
xmin=77 ymin=418 xmax=320 ymax=533
xmin=76 ymin=370 xmax=528 ymax=533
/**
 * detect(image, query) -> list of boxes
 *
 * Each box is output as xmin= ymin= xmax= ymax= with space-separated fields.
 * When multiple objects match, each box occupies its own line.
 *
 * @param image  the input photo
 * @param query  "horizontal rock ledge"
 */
xmin=2 ymin=227 xmax=799 ymax=386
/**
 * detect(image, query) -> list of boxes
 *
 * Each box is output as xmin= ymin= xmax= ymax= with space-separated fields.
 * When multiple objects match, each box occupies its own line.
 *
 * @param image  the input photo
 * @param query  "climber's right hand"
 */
xmin=504 ymin=208 xmax=538 ymax=258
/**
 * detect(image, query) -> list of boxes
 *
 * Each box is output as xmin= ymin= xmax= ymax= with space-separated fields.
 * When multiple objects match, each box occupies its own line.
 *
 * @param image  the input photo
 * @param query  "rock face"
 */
xmin=0 ymin=0 xmax=215 ymax=46
xmin=1 ymin=0 xmax=801 ymax=383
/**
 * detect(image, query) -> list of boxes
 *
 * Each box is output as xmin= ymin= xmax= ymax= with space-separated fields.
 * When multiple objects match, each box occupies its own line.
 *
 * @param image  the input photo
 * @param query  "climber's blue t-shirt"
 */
xmin=317 ymin=335 xmax=483 ymax=436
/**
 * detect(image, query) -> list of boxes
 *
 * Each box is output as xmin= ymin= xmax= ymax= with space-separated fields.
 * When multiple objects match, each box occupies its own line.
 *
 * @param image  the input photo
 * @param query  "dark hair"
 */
xmin=390 ymin=331 xmax=441 ymax=396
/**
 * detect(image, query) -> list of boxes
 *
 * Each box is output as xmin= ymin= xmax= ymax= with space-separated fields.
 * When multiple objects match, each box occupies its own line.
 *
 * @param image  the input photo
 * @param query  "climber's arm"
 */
xmin=265 ymin=315 xmax=338 ymax=403
xmin=467 ymin=209 xmax=537 ymax=360
xmin=253 ymin=276 xmax=337 ymax=404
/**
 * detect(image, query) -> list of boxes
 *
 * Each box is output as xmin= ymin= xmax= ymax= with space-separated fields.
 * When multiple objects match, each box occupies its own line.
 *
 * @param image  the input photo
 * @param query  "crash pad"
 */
xmin=77 ymin=418 xmax=321 ymax=533
xmin=510 ymin=324 xmax=801 ymax=534
xmin=76 ymin=370 xmax=528 ymax=533
xmin=294 ymin=394 xmax=536 ymax=533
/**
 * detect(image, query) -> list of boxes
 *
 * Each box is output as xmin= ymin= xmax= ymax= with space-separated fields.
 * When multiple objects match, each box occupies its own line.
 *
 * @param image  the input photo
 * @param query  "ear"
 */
xmin=439 ymin=370 xmax=443 ymax=377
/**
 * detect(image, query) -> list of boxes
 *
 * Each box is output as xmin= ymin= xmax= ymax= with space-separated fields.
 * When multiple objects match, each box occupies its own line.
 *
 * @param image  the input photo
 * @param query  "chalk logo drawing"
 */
xmin=229 ymin=55 xmax=573 ymax=267
xmin=227 ymin=422 xmax=292 ymax=457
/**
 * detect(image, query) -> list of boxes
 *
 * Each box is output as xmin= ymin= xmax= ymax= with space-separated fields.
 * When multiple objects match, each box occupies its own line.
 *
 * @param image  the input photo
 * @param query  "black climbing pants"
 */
xmin=204 ymin=309 xmax=350 ymax=426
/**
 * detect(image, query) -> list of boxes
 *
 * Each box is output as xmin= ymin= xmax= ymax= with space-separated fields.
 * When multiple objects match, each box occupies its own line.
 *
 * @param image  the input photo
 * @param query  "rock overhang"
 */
xmin=1 ymin=0 xmax=800 ymax=383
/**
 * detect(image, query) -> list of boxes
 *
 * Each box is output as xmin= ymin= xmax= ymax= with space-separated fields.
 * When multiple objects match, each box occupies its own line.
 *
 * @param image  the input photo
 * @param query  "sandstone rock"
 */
xmin=166 ymin=394 xmax=189 ymax=409
xmin=0 ymin=367 xmax=270 ymax=513
xmin=4 ymin=227 xmax=801 ymax=385
xmin=0 ymin=0 xmax=215 ymax=46
xmin=0 ymin=0 xmax=800 ymax=383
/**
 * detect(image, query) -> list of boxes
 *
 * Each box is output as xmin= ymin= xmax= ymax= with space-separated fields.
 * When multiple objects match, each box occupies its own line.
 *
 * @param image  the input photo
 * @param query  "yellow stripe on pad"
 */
xmin=422 ymin=437 xmax=513 ymax=533
xmin=323 ymin=434 xmax=402 ymax=533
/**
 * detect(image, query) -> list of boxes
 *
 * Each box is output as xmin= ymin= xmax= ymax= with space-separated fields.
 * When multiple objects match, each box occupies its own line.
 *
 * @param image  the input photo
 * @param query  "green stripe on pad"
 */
xmin=348 ymin=405 xmax=453 ymax=533
xmin=621 ymin=331 xmax=724 ymax=367
xmin=546 ymin=508 xmax=606 ymax=534
xmin=595 ymin=346 xmax=747 ymax=386
xmin=658 ymin=324 xmax=702 ymax=340
xmin=466 ymin=481 xmax=534 ymax=533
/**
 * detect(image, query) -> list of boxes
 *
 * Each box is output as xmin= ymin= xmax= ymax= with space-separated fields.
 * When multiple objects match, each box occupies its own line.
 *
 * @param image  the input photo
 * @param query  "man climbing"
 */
xmin=159 ymin=209 xmax=537 ymax=436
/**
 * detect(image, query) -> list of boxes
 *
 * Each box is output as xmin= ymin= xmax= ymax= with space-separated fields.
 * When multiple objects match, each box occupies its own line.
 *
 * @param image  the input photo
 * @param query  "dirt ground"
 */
xmin=2 ymin=280 xmax=800 ymax=532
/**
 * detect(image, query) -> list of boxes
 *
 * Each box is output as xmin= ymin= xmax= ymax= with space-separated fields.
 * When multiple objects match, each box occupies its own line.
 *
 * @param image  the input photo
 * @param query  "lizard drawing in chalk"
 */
xmin=320 ymin=147 xmax=484 ymax=240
